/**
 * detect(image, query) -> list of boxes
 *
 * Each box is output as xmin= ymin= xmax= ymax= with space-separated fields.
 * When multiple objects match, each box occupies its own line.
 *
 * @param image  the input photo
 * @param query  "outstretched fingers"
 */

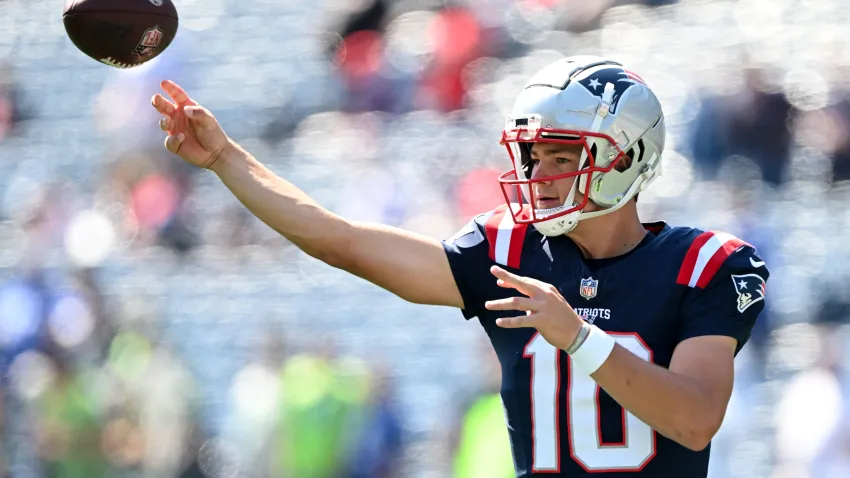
xmin=495 ymin=314 xmax=536 ymax=329
xmin=485 ymin=296 xmax=535 ymax=313
xmin=151 ymin=94 xmax=176 ymax=116
xmin=161 ymin=80 xmax=193 ymax=105
xmin=490 ymin=266 xmax=541 ymax=296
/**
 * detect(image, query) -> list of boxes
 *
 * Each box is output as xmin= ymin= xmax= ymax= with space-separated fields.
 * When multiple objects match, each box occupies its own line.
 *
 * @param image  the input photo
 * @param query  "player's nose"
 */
xmin=529 ymin=163 xmax=554 ymax=183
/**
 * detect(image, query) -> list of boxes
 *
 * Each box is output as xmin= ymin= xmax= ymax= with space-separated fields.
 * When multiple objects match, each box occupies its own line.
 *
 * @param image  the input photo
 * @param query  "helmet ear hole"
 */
xmin=614 ymin=149 xmax=634 ymax=173
xmin=614 ymin=138 xmax=645 ymax=173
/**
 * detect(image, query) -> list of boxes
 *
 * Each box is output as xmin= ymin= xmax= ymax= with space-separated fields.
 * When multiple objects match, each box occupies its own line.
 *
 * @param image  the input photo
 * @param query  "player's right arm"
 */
xmin=151 ymin=80 xmax=464 ymax=309
xmin=215 ymin=143 xmax=464 ymax=307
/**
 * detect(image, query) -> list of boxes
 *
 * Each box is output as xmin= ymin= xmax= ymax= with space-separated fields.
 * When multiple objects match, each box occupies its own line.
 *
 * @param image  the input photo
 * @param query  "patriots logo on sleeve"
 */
xmin=731 ymin=273 xmax=766 ymax=313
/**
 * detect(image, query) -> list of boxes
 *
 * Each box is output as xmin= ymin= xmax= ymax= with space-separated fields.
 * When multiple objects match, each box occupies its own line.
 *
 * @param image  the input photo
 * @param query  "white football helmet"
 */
xmin=498 ymin=55 xmax=666 ymax=236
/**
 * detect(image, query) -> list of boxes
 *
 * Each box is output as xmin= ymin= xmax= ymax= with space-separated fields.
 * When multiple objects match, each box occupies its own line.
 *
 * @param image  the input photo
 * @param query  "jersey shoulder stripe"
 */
xmin=483 ymin=204 xmax=530 ymax=269
xmin=676 ymin=230 xmax=749 ymax=289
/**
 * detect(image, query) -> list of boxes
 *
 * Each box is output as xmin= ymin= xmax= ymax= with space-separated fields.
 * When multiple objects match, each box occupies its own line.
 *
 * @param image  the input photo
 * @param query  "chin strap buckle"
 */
xmin=638 ymin=153 xmax=662 ymax=191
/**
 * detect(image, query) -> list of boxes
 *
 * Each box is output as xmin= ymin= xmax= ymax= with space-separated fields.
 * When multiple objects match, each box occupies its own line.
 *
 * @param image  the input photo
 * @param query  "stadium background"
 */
xmin=0 ymin=0 xmax=849 ymax=476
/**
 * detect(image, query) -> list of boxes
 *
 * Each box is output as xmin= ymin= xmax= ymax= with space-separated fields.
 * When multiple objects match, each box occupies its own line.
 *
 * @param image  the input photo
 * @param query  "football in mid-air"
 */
xmin=63 ymin=0 xmax=179 ymax=69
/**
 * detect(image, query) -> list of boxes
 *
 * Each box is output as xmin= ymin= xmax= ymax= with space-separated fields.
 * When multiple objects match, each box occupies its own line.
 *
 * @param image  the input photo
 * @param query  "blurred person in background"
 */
xmin=689 ymin=68 xmax=796 ymax=186
xmin=415 ymin=5 xmax=484 ymax=112
xmin=32 ymin=346 xmax=108 ymax=478
xmin=0 ymin=261 xmax=115 ymax=476
xmin=271 ymin=338 xmax=371 ymax=478
xmin=773 ymin=296 xmax=850 ymax=478
xmin=804 ymin=93 xmax=850 ymax=184
xmin=221 ymin=326 xmax=287 ymax=476
xmin=339 ymin=364 xmax=404 ymax=478
xmin=151 ymin=54 xmax=770 ymax=477
xmin=0 ymin=61 xmax=30 ymax=143
xmin=100 ymin=321 xmax=200 ymax=478
xmin=0 ymin=266 xmax=53 ymax=362
xmin=449 ymin=338 xmax=515 ymax=478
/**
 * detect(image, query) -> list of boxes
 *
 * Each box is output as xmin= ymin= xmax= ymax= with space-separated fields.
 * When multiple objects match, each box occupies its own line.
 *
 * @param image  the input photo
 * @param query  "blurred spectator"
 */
xmin=823 ymin=96 xmax=850 ymax=183
xmin=690 ymin=69 xmax=797 ymax=186
xmin=0 ymin=61 xmax=30 ymax=143
xmin=450 ymin=340 xmax=515 ymax=478
xmin=102 ymin=329 xmax=199 ymax=477
xmin=335 ymin=0 xmax=388 ymax=40
xmin=342 ymin=365 xmax=404 ymax=478
xmin=416 ymin=6 xmax=484 ymax=112
xmin=454 ymin=167 xmax=510 ymax=222
xmin=33 ymin=348 xmax=108 ymax=478
xmin=336 ymin=29 xmax=416 ymax=114
xmin=0 ymin=267 xmax=51 ymax=363
xmin=222 ymin=329 xmax=287 ymax=476
xmin=271 ymin=342 xmax=371 ymax=478
xmin=774 ymin=322 xmax=850 ymax=477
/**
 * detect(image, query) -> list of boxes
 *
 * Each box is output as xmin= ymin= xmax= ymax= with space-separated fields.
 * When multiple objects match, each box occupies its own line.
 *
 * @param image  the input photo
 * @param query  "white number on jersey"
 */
xmin=524 ymin=332 xmax=656 ymax=472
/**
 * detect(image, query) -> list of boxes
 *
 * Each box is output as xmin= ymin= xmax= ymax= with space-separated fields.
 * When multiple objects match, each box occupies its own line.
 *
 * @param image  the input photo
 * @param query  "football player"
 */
xmin=152 ymin=55 xmax=769 ymax=477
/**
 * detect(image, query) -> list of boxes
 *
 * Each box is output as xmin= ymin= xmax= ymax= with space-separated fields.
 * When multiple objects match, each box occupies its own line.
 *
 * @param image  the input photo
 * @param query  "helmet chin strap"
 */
xmin=578 ymin=151 xmax=661 ymax=220
xmin=531 ymin=82 xmax=616 ymax=237
xmin=529 ymin=185 xmax=580 ymax=237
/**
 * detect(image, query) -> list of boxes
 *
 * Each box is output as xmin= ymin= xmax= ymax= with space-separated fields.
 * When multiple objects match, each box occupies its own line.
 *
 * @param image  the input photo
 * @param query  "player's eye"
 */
xmin=555 ymin=157 xmax=572 ymax=165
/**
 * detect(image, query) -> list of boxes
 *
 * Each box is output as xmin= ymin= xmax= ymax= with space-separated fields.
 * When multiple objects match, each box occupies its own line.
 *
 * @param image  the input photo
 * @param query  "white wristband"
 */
xmin=569 ymin=323 xmax=615 ymax=375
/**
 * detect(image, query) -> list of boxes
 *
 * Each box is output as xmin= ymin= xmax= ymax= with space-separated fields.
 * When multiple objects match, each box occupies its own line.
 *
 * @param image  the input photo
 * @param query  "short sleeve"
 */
xmin=441 ymin=214 xmax=492 ymax=320
xmin=678 ymin=245 xmax=769 ymax=355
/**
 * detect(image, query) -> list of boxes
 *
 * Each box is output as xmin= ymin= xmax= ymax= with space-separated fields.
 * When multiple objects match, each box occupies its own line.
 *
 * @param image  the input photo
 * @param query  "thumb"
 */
xmin=184 ymin=105 xmax=218 ymax=130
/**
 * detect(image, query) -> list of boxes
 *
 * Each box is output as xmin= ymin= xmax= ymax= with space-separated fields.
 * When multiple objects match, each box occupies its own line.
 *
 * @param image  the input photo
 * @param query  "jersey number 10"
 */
xmin=523 ymin=333 xmax=656 ymax=472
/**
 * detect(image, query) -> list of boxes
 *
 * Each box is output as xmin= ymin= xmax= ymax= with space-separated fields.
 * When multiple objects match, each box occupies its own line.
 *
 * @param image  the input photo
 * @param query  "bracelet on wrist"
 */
xmin=565 ymin=322 xmax=591 ymax=355
xmin=569 ymin=323 xmax=616 ymax=375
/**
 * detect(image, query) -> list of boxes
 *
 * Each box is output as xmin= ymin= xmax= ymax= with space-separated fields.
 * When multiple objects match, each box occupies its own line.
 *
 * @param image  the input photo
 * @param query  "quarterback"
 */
xmin=151 ymin=56 xmax=768 ymax=477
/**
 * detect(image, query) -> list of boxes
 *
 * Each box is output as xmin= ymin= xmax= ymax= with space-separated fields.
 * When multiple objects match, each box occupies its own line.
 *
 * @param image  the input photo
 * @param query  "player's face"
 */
xmin=528 ymin=143 xmax=596 ymax=211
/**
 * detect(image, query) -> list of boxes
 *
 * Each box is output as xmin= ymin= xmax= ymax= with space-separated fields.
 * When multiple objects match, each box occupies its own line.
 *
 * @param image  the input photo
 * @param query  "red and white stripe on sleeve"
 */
xmin=677 ymin=231 xmax=748 ymax=289
xmin=484 ymin=205 xmax=529 ymax=269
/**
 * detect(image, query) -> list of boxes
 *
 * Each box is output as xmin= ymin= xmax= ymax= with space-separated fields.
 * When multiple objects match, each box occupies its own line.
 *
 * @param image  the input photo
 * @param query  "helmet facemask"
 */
xmin=498 ymin=119 xmax=632 ymax=236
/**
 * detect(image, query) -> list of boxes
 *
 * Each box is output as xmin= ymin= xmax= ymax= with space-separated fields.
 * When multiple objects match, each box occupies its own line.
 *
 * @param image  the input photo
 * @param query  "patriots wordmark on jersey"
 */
xmin=442 ymin=204 xmax=769 ymax=477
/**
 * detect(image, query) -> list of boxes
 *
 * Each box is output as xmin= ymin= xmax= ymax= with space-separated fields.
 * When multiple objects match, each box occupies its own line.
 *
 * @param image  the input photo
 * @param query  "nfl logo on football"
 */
xmin=133 ymin=26 xmax=164 ymax=57
xmin=580 ymin=277 xmax=598 ymax=300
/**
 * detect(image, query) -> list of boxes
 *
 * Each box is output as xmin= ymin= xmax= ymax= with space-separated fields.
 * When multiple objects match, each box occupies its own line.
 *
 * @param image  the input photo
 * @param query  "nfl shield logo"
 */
xmin=579 ymin=277 xmax=598 ymax=300
xmin=133 ymin=26 xmax=164 ymax=57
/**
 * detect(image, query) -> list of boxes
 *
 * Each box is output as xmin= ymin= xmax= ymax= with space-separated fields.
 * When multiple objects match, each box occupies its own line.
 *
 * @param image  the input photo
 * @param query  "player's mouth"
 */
xmin=535 ymin=195 xmax=562 ymax=209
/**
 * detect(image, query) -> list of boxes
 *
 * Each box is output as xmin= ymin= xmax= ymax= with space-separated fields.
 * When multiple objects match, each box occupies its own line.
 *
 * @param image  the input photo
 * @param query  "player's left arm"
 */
xmin=591 ymin=246 xmax=768 ymax=451
xmin=486 ymin=246 xmax=768 ymax=452
xmin=588 ymin=333 xmax=737 ymax=452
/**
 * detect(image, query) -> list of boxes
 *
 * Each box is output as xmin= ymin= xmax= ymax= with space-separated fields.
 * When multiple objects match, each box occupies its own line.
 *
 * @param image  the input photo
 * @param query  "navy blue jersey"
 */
xmin=441 ymin=205 xmax=769 ymax=477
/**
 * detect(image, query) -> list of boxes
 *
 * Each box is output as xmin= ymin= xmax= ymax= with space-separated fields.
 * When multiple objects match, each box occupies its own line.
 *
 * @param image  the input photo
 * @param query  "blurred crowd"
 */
xmin=1 ymin=0 xmax=850 ymax=476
